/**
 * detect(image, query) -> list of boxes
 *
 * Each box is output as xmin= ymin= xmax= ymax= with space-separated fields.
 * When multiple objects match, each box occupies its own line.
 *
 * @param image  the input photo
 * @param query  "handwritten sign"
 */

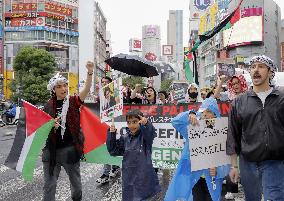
xmin=188 ymin=117 xmax=231 ymax=171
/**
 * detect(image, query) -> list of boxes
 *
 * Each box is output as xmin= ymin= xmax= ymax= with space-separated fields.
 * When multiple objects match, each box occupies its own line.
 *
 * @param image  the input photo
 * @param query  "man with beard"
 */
xmin=187 ymin=83 xmax=199 ymax=103
xmin=227 ymin=55 xmax=284 ymax=201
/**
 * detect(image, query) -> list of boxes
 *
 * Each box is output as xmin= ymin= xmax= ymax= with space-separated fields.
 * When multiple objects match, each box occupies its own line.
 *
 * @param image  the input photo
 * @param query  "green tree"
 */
xmin=122 ymin=76 xmax=146 ymax=89
xmin=160 ymin=79 xmax=173 ymax=92
xmin=10 ymin=46 xmax=56 ymax=105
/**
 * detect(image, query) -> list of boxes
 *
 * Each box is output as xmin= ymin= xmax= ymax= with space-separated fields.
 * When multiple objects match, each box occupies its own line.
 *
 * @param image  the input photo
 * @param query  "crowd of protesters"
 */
xmin=40 ymin=54 xmax=284 ymax=201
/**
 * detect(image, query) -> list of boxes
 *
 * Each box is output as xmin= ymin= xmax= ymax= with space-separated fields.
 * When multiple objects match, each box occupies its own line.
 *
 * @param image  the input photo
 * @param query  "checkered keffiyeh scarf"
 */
xmin=249 ymin=55 xmax=277 ymax=80
xmin=227 ymin=74 xmax=248 ymax=100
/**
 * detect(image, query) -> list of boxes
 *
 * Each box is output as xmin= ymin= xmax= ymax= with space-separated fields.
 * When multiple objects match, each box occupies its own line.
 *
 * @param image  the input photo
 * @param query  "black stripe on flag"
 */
xmin=4 ymin=107 xmax=26 ymax=170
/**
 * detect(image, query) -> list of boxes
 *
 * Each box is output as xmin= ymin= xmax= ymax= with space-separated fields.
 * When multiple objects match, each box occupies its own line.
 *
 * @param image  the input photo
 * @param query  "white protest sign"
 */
xmin=188 ymin=117 xmax=231 ymax=171
xmin=100 ymin=78 xmax=123 ymax=122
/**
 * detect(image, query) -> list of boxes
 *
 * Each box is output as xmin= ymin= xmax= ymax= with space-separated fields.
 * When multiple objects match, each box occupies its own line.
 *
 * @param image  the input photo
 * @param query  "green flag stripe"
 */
xmin=84 ymin=144 xmax=122 ymax=166
xmin=22 ymin=120 xmax=54 ymax=181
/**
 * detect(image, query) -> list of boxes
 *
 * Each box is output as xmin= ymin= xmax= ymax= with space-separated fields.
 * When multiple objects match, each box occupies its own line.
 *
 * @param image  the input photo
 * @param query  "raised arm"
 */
xmin=106 ymin=124 xmax=125 ymax=156
xmin=79 ymin=61 xmax=95 ymax=101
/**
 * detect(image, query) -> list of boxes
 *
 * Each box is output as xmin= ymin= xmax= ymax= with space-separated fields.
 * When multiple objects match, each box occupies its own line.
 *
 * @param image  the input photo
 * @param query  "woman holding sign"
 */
xmin=165 ymin=97 xmax=229 ymax=201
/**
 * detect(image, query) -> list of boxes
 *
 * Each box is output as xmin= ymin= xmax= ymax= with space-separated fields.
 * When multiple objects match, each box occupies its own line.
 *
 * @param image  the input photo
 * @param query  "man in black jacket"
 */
xmin=227 ymin=55 xmax=284 ymax=201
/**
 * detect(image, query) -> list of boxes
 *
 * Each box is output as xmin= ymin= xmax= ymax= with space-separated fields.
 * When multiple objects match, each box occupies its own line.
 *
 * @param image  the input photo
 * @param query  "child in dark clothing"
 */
xmin=106 ymin=109 xmax=161 ymax=201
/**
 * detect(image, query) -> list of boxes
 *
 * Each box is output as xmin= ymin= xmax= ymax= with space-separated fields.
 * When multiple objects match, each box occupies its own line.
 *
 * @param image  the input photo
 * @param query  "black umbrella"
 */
xmin=105 ymin=53 xmax=158 ymax=78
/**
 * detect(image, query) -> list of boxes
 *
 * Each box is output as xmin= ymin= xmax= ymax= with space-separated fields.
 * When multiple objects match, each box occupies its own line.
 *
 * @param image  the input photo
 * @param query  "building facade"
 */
xmin=167 ymin=10 xmax=183 ymax=64
xmin=224 ymin=0 xmax=282 ymax=70
xmin=79 ymin=0 xmax=106 ymax=99
xmin=142 ymin=25 xmax=161 ymax=61
xmin=196 ymin=0 xmax=282 ymax=88
xmin=3 ymin=0 xmax=79 ymax=99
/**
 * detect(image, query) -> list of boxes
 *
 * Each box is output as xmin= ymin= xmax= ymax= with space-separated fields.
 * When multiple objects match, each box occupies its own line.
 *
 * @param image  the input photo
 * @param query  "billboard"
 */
xmin=162 ymin=45 xmax=173 ymax=56
xmin=129 ymin=38 xmax=142 ymax=52
xmin=143 ymin=25 xmax=160 ymax=39
xmin=223 ymin=15 xmax=263 ymax=47
xmin=190 ymin=0 xmax=213 ymax=19
xmin=199 ymin=2 xmax=218 ymax=35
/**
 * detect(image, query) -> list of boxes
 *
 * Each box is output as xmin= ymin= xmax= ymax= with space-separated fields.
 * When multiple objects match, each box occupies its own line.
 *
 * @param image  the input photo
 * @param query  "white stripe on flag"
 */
xmin=16 ymin=132 xmax=36 ymax=172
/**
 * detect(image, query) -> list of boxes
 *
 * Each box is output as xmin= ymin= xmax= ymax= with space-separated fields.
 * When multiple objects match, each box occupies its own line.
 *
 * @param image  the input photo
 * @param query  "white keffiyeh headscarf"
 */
xmin=47 ymin=73 xmax=69 ymax=139
xmin=47 ymin=73 xmax=69 ymax=91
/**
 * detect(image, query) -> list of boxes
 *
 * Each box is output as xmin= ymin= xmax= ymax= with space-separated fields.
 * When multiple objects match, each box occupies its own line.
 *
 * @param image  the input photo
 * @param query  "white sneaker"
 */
xmin=109 ymin=167 xmax=120 ymax=178
xmin=225 ymin=192 xmax=234 ymax=200
xmin=96 ymin=174 xmax=109 ymax=184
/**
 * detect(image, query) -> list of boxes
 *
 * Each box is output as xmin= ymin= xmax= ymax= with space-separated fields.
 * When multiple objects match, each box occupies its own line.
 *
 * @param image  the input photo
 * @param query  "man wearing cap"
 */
xmin=227 ymin=55 xmax=284 ymax=200
xmin=43 ymin=61 xmax=95 ymax=201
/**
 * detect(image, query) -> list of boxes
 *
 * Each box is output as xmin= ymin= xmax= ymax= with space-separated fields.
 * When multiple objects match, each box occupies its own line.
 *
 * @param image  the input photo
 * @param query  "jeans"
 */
xmin=239 ymin=155 xmax=284 ymax=201
xmin=103 ymin=164 xmax=119 ymax=176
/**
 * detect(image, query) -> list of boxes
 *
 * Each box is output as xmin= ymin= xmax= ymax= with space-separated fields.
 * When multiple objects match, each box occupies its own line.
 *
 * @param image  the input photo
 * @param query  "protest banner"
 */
xmin=188 ymin=117 xmax=231 ymax=171
xmin=100 ymin=78 xmax=123 ymax=122
xmin=106 ymin=102 xmax=231 ymax=168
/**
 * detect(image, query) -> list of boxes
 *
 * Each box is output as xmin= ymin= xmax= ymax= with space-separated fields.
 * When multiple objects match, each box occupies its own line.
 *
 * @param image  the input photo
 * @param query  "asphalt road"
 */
xmin=0 ymin=126 xmax=245 ymax=201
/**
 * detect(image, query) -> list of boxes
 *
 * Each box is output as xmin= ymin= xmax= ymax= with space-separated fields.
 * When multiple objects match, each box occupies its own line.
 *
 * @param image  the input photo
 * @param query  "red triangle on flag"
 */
xmin=230 ymin=7 xmax=240 ymax=25
xmin=80 ymin=106 xmax=110 ymax=154
xmin=23 ymin=101 xmax=52 ymax=137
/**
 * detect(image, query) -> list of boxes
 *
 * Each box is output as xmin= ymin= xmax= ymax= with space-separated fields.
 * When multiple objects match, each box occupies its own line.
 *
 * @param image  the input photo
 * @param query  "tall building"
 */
xmin=167 ymin=10 xmax=183 ymax=64
xmin=3 ymin=0 xmax=79 ymax=99
xmin=79 ymin=0 xmax=107 ymax=97
xmin=142 ymin=25 xmax=161 ymax=61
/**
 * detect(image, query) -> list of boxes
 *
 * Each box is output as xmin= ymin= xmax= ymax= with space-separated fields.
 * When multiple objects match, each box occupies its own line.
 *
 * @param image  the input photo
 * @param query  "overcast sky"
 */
xmin=96 ymin=0 xmax=284 ymax=55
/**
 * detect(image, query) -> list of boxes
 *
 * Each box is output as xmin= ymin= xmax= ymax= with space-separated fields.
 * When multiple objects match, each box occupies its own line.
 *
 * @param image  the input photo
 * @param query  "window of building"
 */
xmin=59 ymin=33 xmax=65 ymax=42
xmin=46 ymin=18 xmax=52 ymax=25
xmin=67 ymin=22 xmax=72 ymax=30
xmin=12 ymin=32 xmax=24 ymax=41
xmin=31 ymin=31 xmax=37 ymax=40
xmin=52 ymin=32 xmax=57 ymax=41
xmin=66 ymin=35 xmax=70 ymax=43
xmin=37 ymin=2 xmax=45 ymax=11
xmin=5 ymin=32 xmax=12 ymax=41
xmin=46 ymin=31 xmax=52 ymax=40
xmin=38 ymin=31 xmax=45 ymax=40
xmin=52 ymin=19 xmax=58 ymax=26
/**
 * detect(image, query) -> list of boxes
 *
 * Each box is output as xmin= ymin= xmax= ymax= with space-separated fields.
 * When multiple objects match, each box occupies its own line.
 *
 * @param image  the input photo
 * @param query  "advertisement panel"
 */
xmin=10 ymin=17 xmax=45 ymax=27
xmin=223 ymin=15 xmax=263 ymax=47
xmin=190 ymin=0 xmax=213 ymax=19
xmin=129 ymin=38 xmax=142 ymax=52
xmin=143 ymin=25 xmax=160 ymax=38
xmin=199 ymin=2 xmax=218 ymax=35
xmin=45 ymin=2 xmax=72 ymax=16
xmin=162 ymin=45 xmax=173 ymax=56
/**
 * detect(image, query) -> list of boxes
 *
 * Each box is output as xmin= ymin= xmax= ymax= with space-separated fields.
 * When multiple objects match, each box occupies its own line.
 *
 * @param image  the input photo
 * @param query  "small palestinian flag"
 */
xmin=80 ymin=106 xmax=122 ymax=165
xmin=5 ymin=101 xmax=54 ymax=181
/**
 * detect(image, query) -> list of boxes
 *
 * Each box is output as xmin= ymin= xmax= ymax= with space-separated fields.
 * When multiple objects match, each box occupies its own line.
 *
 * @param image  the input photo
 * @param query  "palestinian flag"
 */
xmin=190 ymin=0 xmax=243 ymax=53
xmin=5 ymin=101 xmax=54 ymax=181
xmin=80 ymin=106 xmax=122 ymax=166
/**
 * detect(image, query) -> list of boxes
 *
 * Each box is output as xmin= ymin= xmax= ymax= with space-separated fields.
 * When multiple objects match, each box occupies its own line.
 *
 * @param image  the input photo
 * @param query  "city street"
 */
xmin=0 ymin=126 xmax=169 ymax=201
xmin=0 ymin=125 xmax=247 ymax=201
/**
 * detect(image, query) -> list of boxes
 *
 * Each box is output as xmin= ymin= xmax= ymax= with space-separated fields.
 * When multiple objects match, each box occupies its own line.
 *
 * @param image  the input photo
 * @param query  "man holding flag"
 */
xmin=42 ymin=61 xmax=95 ymax=201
